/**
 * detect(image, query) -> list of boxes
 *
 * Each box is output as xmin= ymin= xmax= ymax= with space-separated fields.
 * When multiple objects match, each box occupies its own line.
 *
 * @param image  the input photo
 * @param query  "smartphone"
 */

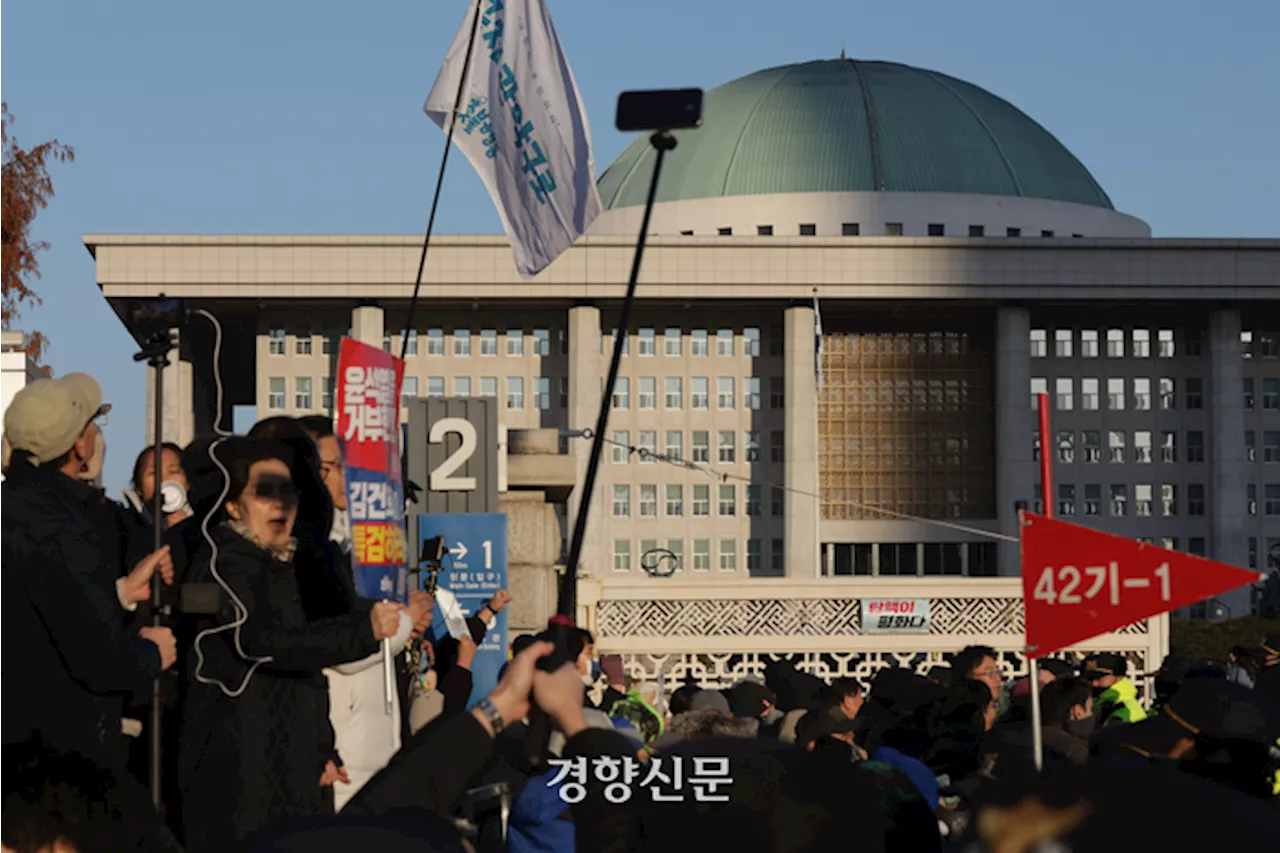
xmin=616 ymin=89 xmax=704 ymax=132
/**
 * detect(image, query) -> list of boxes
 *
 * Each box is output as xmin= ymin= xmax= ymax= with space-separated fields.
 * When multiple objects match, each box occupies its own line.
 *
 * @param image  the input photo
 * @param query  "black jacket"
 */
xmin=179 ymin=524 xmax=377 ymax=852
xmin=1 ymin=462 xmax=162 ymax=767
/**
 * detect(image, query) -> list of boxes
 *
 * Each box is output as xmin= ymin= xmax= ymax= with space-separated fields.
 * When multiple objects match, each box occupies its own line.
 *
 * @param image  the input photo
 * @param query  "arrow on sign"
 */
xmin=450 ymin=541 xmax=469 ymax=561
xmin=1020 ymin=511 xmax=1264 ymax=659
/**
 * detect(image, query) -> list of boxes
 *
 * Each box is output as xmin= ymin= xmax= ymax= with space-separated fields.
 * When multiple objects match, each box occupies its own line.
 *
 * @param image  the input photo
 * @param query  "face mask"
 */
xmin=160 ymin=480 xmax=188 ymax=514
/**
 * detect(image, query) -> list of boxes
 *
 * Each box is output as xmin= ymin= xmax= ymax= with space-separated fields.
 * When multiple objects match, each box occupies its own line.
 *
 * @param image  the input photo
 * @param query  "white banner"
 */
xmin=425 ymin=0 xmax=602 ymax=278
xmin=860 ymin=598 xmax=931 ymax=633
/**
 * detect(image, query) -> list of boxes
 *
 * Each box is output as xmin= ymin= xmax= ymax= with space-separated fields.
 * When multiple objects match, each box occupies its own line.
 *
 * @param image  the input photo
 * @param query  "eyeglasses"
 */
xmin=971 ymin=668 xmax=1002 ymax=679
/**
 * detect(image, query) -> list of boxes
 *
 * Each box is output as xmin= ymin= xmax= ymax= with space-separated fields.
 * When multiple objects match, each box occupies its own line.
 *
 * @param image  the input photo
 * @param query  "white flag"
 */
xmin=425 ymin=0 xmax=602 ymax=278
xmin=813 ymin=294 xmax=824 ymax=391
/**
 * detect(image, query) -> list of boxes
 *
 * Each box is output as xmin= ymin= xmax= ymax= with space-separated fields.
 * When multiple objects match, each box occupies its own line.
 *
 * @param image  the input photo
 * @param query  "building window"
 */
xmin=1133 ymin=377 xmax=1151 ymax=411
xmin=771 ymin=487 xmax=785 ymax=516
xmin=1135 ymin=431 xmax=1152 ymax=464
xmin=480 ymin=376 xmax=497 ymax=398
xmin=637 ymin=431 xmax=656 ymax=463
xmin=612 ymin=485 xmax=631 ymax=517
xmin=1081 ymin=329 xmax=1099 ymax=358
xmin=611 ymin=431 xmax=629 ymax=464
xmin=692 ymin=485 xmax=710 ymax=516
xmin=294 ymin=377 xmax=312 ymax=410
xmin=453 ymin=330 xmax=471 ymax=356
xmin=1262 ymin=332 xmax=1280 ymax=358
xmin=611 ymin=377 xmax=629 ymax=409
xmin=1084 ymin=483 xmax=1101 ymax=516
xmin=322 ymin=376 xmax=335 ymax=412
xmin=1030 ymin=329 xmax=1047 ymax=358
xmin=1110 ymin=484 xmax=1128 ymax=516
xmin=743 ymin=327 xmax=761 ymax=358
xmin=928 ymin=223 xmax=946 ymax=237
xmin=692 ymin=431 xmax=709 ymax=463
xmin=637 ymin=377 xmax=656 ymax=410
xmin=1242 ymin=330 xmax=1254 ymax=358
xmin=558 ymin=377 xmax=568 ymax=407
xmin=799 ymin=223 xmax=816 ymax=236
xmin=535 ymin=377 xmax=551 ymax=410
xmin=666 ymin=485 xmax=683 ymax=516
xmin=637 ymin=328 xmax=656 ymax=356
xmin=1158 ymin=377 xmax=1176 ymax=410
xmin=1158 ymin=329 xmax=1175 ymax=358
xmin=746 ymin=485 xmax=762 ymax=516
xmin=506 ymin=377 xmax=524 ymax=409
xmin=665 ymin=430 xmax=682 ymax=461
xmin=746 ymin=539 xmax=762 ymax=574
xmin=691 ymin=377 xmax=709 ymax=409
xmin=1107 ymin=329 xmax=1125 ymax=358
xmin=1248 ymin=537 xmax=1257 ymax=569
xmin=268 ymin=377 xmax=285 ymax=410
xmin=1186 ymin=377 xmax=1204 ymax=409
xmin=718 ymin=430 xmax=736 ymax=464
xmin=885 ymin=222 xmax=904 ymax=236
xmin=402 ymin=376 xmax=421 ymax=402
xmin=718 ymin=484 xmax=736 ymax=516
xmin=1033 ymin=484 xmax=1044 ymax=514
xmin=745 ymin=431 xmax=761 ymax=463
xmin=757 ymin=225 xmax=773 ymax=236
xmin=1056 ymin=377 xmax=1074 ymax=411
xmin=533 ymin=329 xmax=550 ymax=356
xmin=1189 ymin=484 xmax=1206 ymax=516
xmin=771 ymin=539 xmax=784 ymax=573
xmin=716 ymin=329 xmax=734 ymax=357
xmin=1265 ymin=431 xmax=1280 ymax=463
xmin=1109 ymin=431 xmax=1126 ymax=464
xmin=1083 ymin=430 xmax=1101 ymax=463
xmin=505 ymin=330 xmax=524 ymax=357
xmin=1248 ymin=484 xmax=1257 ymax=516
xmin=268 ymin=328 xmax=286 ymax=356
xmin=1132 ymin=329 xmax=1151 ymax=358
xmin=691 ymin=330 xmax=709 ymax=357
xmin=771 ymin=430 xmax=784 ymax=463
xmin=1265 ymin=378 xmax=1280 ymax=410
xmin=1245 ymin=378 xmax=1256 ymax=410
xmin=842 ymin=222 xmax=860 ymax=236
xmin=295 ymin=332 xmax=313 ymax=356
xmin=480 ymin=329 xmax=498 ymax=356
xmin=1188 ymin=537 xmax=1206 ymax=556
xmin=969 ymin=225 xmax=986 ymax=237
xmin=692 ymin=539 xmax=711 ymax=572
xmin=1032 ymin=431 xmax=1040 ymax=462
xmin=383 ymin=332 xmax=392 ymax=353
xmin=1107 ymin=378 xmax=1125 ymax=411
xmin=1058 ymin=484 xmax=1076 ymax=516
xmin=455 ymin=377 xmax=472 ymax=397
xmin=1265 ymin=484 xmax=1280 ymax=516
xmin=745 ymin=377 xmax=761 ymax=410
xmin=1031 ymin=377 xmax=1048 ymax=409
xmin=639 ymin=484 xmax=657 ymax=517
xmin=426 ymin=328 xmax=445 ymax=356
xmin=1161 ymin=431 xmax=1177 ymax=464
xmin=1007 ymin=227 xmax=1022 ymax=237
xmin=1162 ymin=484 xmax=1177 ymax=516
xmin=1247 ymin=431 xmax=1257 ymax=462
xmin=664 ymin=327 xmax=682 ymax=356
xmin=1081 ymin=378 xmax=1099 ymax=410
xmin=718 ymin=377 xmax=735 ymax=410
xmin=1053 ymin=329 xmax=1073 ymax=358
xmin=419 ymin=376 xmax=439 ymax=398
xmin=613 ymin=539 xmax=631 ymax=572
xmin=718 ymin=227 xmax=732 ymax=236
xmin=1041 ymin=229 xmax=1055 ymax=238
xmin=1187 ymin=430 xmax=1204 ymax=463
xmin=718 ymin=539 xmax=737 ymax=572
xmin=1057 ymin=431 xmax=1075 ymax=463
xmin=663 ymin=377 xmax=682 ymax=409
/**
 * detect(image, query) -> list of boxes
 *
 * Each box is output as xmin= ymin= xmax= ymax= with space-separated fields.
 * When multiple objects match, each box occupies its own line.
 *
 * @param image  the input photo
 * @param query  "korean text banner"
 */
xmin=336 ymin=338 xmax=408 ymax=602
xmin=424 ymin=0 xmax=602 ymax=278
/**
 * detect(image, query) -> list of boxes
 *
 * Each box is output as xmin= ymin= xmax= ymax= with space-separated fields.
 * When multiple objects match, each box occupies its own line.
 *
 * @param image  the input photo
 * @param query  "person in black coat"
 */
xmin=179 ymin=437 xmax=404 ymax=852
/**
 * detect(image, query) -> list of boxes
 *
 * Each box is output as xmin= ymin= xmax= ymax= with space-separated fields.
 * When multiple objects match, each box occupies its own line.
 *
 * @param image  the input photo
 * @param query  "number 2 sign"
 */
xmin=1020 ymin=511 xmax=1262 ymax=658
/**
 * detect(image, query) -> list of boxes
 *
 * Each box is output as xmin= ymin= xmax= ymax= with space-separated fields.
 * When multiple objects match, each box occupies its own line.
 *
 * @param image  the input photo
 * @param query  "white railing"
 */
xmin=577 ymin=577 xmax=1169 ymax=701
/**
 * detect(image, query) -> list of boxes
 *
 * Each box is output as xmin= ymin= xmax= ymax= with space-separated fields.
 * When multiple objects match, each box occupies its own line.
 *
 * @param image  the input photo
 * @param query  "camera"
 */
xmin=616 ymin=89 xmax=704 ymax=132
xmin=129 ymin=296 xmax=185 ymax=348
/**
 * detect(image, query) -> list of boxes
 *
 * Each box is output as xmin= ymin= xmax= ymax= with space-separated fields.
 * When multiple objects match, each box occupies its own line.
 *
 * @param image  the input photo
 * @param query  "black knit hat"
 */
xmin=1079 ymin=653 xmax=1128 ymax=680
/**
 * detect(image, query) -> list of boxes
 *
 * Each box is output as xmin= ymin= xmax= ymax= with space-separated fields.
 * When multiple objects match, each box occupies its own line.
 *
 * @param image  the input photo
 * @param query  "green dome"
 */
xmin=598 ymin=59 xmax=1113 ymax=210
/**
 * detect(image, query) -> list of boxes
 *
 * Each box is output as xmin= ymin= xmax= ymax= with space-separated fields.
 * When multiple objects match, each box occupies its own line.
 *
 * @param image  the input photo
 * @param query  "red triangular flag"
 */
xmin=1020 ymin=511 xmax=1263 ymax=659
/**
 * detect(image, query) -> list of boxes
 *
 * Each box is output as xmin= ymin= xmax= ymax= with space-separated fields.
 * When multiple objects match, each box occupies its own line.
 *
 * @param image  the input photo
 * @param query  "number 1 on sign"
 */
xmin=482 ymin=540 xmax=492 ymax=570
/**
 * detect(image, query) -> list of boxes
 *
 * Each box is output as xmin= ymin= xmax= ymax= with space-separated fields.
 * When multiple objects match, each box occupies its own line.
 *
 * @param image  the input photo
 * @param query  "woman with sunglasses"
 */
xmin=179 ymin=438 xmax=403 ymax=853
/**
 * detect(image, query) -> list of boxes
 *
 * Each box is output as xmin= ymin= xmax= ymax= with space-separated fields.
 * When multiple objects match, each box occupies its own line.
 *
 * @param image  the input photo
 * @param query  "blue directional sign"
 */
xmin=416 ymin=513 xmax=508 ymax=707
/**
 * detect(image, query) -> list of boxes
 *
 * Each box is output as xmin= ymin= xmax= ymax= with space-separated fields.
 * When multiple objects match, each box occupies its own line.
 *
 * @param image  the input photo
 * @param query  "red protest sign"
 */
xmin=335 ymin=338 xmax=405 ymax=476
xmin=1020 ymin=511 xmax=1263 ymax=658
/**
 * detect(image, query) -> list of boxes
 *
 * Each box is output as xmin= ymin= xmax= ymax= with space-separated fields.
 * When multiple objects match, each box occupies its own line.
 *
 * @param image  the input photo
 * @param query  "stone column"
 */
xmin=784 ymin=304 xmax=819 ymax=578
xmin=145 ymin=327 xmax=194 ymax=448
xmin=995 ymin=306 xmax=1034 ymax=576
xmin=352 ymin=302 xmax=384 ymax=347
xmin=1209 ymin=309 xmax=1251 ymax=617
xmin=567 ymin=304 xmax=604 ymax=576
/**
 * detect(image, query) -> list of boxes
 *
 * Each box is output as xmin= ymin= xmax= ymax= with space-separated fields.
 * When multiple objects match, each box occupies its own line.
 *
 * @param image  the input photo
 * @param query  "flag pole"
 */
xmin=401 ymin=0 xmax=485 ymax=360
xmin=1028 ymin=390 xmax=1053 ymax=771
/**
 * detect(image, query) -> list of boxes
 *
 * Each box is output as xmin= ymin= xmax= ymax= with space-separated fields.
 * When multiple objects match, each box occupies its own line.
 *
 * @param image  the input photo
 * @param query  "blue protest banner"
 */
xmin=417 ymin=513 xmax=508 ymax=707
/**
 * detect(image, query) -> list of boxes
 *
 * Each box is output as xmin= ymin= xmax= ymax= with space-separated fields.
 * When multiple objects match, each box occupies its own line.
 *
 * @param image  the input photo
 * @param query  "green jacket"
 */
xmin=1095 ymin=678 xmax=1147 ymax=727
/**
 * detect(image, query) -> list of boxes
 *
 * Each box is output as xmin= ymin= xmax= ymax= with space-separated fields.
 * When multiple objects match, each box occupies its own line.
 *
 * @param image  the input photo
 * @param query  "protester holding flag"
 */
xmin=179 ymin=437 xmax=404 ymax=852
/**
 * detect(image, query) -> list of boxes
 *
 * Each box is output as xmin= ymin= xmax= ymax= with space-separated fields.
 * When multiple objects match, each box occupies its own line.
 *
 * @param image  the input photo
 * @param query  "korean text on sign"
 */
xmin=547 ymin=756 xmax=731 ymax=804
xmin=342 ymin=365 xmax=398 ymax=446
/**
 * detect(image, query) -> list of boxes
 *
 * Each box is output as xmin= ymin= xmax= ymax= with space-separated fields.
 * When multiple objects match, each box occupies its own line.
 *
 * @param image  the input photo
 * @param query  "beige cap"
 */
xmin=3 ymin=373 xmax=111 ymax=465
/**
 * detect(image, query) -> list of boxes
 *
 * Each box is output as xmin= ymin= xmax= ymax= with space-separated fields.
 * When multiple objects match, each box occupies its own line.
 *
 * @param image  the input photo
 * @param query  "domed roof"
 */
xmin=598 ymin=59 xmax=1113 ymax=211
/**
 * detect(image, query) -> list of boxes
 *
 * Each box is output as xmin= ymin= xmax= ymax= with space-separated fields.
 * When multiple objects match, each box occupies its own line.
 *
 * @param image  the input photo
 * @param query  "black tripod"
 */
xmin=133 ymin=329 xmax=177 ymax=810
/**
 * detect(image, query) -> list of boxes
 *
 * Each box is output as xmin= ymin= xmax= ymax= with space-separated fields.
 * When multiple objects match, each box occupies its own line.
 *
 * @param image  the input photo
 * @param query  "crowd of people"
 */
xmin=3 ymin=370 xmax=1280 ymax=853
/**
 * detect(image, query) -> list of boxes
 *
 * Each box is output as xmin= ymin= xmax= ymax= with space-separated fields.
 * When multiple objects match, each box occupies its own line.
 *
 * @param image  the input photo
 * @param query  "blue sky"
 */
xmin=4 ymin=0 xmax=1278 ymax=494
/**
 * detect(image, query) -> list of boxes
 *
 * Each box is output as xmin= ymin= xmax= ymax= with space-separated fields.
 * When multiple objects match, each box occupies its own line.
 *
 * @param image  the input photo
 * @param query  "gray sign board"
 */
xmin=405 ymin=397 xmax=499 ymax=520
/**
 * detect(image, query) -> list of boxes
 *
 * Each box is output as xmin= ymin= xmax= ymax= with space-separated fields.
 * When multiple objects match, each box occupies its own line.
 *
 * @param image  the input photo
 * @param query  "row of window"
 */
xmin=604 ymin=327 xmax=771 ymax=358
xmin=1032 ymin=483 xmax=1206 ymax=517
xmin=611 ymin=429 xmax=782 ymax=466
xmin=611 ymin=483 xmax=785 ymax=518
xmin=1031 ymin=376 xmax=1205 ymax=411
xmin=1035 ymin=429 xmax=1205 ymax=464
xmin=678 ymin=223 xmax=1075 ymax=238
xmin=267 ymin=375 xmax=561 ymax=412
xmin=608 ymin=376 xmax=783 ymax=411
xmin=612 ymin=537 xmax=784 ymax=574
xmin=1031 ymin=328 xmax=1188 ymax=359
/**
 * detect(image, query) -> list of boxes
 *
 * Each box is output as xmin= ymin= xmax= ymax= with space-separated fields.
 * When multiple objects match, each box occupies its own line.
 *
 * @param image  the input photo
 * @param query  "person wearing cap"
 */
xmin=1079 ymin=653 xmax=1147 ymax=727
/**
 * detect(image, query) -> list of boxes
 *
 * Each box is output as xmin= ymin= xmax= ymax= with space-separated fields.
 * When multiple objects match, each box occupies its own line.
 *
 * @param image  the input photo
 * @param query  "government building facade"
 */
xmin=91 ymin=58 xmax=1280 ymax=620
